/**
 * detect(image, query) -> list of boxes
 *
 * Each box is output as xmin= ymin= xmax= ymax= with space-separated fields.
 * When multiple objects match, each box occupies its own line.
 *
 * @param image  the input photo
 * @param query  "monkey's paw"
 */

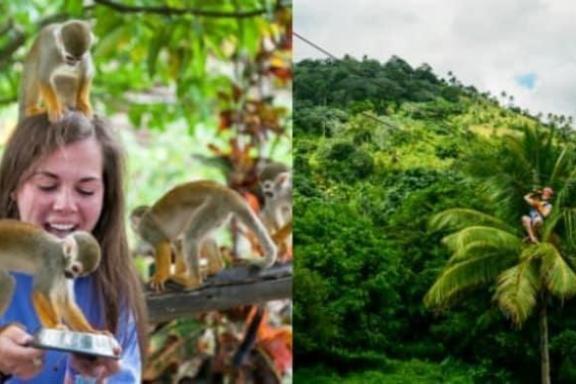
xmin=77 ymin=102 xmax=93 ymax=119
xmin=25 ymin=105 xmax=46 ymax=116
xmin=235 ymin=258 xmax=272 ymax=270
xmin=171 ymin=274 xmax=202 ymax=290
xmin=55 ymin=323 xmax=70 ymax=331
xmin=149 ymin=273 xmax=168 ymax=292
xmin=47 ymin=108 xmax=64 ymax=123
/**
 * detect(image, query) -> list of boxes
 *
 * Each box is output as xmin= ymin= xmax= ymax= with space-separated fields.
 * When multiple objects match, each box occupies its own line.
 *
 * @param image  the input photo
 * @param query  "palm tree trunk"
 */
xmin=539 ymin=297 xmax=551 ymax=384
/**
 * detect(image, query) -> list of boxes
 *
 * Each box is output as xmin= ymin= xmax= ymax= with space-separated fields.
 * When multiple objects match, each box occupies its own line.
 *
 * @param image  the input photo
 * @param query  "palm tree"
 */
xmin=424 ymin=124 xmax=576 ymax=384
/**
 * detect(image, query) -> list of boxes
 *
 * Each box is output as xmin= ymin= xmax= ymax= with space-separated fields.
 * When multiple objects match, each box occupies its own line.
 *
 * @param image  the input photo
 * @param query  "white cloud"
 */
xmin=295 ymin=0 xmax=576 ymax=118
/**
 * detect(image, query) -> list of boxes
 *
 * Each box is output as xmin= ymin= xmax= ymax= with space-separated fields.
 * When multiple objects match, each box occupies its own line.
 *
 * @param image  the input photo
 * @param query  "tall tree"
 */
xmin=424 ymin=124 xmax=576 ymax=384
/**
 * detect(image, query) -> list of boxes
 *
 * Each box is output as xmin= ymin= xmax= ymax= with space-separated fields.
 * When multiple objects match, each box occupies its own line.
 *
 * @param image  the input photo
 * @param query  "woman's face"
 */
xmin=15 ymin=137 xmax=104 ymax=238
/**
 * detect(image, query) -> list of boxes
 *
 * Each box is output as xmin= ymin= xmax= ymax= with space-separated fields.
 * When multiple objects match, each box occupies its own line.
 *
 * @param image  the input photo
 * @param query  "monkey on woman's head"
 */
xmin=19 ymin=19 xmax=94 ymax=123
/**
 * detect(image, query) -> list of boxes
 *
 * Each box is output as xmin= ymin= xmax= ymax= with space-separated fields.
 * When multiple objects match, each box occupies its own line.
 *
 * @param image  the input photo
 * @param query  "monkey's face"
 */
xmin=63 ymin=232 xmax=101 ymax=279
xmin=261 ymin=172 xmax=292 ymax=200
xmin=62 ymin=235 xmax=81 ymax=279
xmin=261 ymin=179 xmax=276 ymax=199
xmin=60 ymin=20 xmax=93 ymax=64
xmin=58 ymin=37 xmax=87 ymax=67
xmin=63 ymin=52 xmax=84 ymax=67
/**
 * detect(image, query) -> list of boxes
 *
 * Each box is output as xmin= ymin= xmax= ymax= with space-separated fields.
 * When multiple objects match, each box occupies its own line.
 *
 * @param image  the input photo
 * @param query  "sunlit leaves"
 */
xmin=495 ymin=259 xmax=540 ymax=325
xmin=430 ymin=208 xmax=517 ymax=234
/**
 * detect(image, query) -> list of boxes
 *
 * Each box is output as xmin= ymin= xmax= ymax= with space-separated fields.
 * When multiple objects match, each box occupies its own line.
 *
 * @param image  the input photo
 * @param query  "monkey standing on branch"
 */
xmin=0 ymin=220 xmax=101 ymax=332
xmin=259 ymin=162 xmax=292 ymax=232
xmin=131 ymin=181 xmax=278 ymax=291
xmin=19 ymin=19 xmax=94 ymax=123
xmin=259 ymin=162 xmax=292 ymax=259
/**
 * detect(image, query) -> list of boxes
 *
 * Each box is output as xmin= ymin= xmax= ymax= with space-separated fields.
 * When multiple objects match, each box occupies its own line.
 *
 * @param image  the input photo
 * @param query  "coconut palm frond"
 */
xmin=548 ymin=147 xmax=569 ymax=186
xmin=495 ymin=260 xmax=541 ymax=326
xmin=537 ymin=243 xmax=576 ymax=297
xmin=442 ymin=226 xmax=521 ymax=254
xmin=429 ymin=208 xmax=516 ymax=233
xmin=540 ymin=209 xmax=564 ymax=243
xmin=504 ymin=136 xmax=535 ymax=182
xmin=424 ymin=252 xmax=515 ymax=310
xmin=448 ymin=241 xmax=513 ymax=265
xmin=561 ymin=209 xmax=576 ymax=248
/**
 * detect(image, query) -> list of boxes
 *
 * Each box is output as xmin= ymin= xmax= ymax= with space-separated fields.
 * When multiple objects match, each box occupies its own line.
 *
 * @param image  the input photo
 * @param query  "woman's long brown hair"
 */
xmin=0 ymin=112 xmax=148 ymax=362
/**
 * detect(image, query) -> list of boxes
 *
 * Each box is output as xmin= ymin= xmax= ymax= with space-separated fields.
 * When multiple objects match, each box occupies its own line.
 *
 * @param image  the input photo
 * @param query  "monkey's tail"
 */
xmin=236 ymin=201 xmax=277 ymax=268
xmin=233 ymin=305 xmax=265 ymax=368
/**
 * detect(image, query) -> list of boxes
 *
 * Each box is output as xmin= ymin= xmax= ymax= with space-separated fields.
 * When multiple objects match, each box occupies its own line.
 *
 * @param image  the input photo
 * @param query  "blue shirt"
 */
xmin=0 ymin=273 xmax=141 ymax=383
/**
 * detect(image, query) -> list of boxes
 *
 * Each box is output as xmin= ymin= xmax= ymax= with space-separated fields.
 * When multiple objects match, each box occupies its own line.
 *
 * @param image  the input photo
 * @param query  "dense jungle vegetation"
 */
xmin=293 ymin=55 xmax=576 ymax=383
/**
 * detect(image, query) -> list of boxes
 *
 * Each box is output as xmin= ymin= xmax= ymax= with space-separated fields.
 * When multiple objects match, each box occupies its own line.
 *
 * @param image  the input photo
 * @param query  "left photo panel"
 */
xmin=0 ymin=1 xmax=292 ymax=383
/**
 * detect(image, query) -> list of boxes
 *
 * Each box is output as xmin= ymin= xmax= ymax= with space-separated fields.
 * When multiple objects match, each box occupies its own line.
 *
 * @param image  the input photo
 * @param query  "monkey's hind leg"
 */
xmin=60 ymin=296 xmax=95 ymax=333
xmin=173 ymin=240 xmax=187 ymax=275
xmin=39 ymin=82 xmax=64 ymax=122
xmin=0 ymin=270 xmax=15 ymax=315
xmin=171 ymin=232 xmax=203 ymax=289
xmin=203 ymin=238 xmax=225 ymax=276
xmin=175 ymin=205 xmax=220 ymax=290
xmin=150 ymin=241 xmax=172 ymax=292
xmin=76 ymin=77 xmax=93 ymax=118
xmin=272 ymin=221 xmax=293 ymax=262
xmin=32 ymin=291 xmax=60 ymax=329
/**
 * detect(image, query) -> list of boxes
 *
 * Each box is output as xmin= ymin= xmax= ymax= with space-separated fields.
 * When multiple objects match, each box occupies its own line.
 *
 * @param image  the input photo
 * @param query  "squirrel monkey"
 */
xmin=259 ymin=162 xmax=292 ymax=232
xmin=131 ymin=180 xmax=277 ymax=291
xmin=259 ymin=163 xmax=292 ymax=261
xmin=0 ymin=220 xmax=101 ymax=332
xmin=19 ymin=19 xmax=94 ymax=123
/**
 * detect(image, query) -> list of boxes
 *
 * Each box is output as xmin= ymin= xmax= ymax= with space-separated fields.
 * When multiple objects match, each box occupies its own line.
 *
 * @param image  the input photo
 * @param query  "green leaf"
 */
xmin=429 ymin=208 xmax=516 ymax=234
xmin=147 ymin=25 xmax=170 ymax=78
xmin=64 ymin=0 xmax=83 ymax=16
xmin=538 ymin=243 xmax=576 ymax=297
xmin=424 ymin=252 xmax=516 ymax=310
xmin=495 ymin=259 xmax=540 ymax=325
xmin=442 ymin=226 xmax=521 ymax=255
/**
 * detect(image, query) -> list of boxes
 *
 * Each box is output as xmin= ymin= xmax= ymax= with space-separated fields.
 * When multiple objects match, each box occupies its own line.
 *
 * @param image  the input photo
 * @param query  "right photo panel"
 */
xmin=294 ymin=2 xmax=576 ymax=383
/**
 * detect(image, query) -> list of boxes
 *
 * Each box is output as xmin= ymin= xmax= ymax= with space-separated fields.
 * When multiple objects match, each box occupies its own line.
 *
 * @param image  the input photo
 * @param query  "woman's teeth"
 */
xmin=48 ymin=223 xmax=76 ymax=231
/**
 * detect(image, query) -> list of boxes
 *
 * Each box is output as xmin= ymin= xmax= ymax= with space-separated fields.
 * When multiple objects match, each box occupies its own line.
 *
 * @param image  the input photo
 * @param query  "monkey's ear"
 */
xmin=275 ymin=172 xmax=290 ymax=185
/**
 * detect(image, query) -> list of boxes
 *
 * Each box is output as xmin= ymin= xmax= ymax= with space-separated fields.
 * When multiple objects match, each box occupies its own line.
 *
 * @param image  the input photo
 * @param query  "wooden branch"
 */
xmin=94 ymin=0 xmax=268 ymax=18
xmin=146 ymin=263 xmax=292 ymax=323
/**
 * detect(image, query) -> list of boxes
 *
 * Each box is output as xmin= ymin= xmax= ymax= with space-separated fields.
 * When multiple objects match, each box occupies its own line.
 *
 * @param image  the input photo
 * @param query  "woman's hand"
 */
xmin=0 ymin=324 xmax=45 ymax=380
xmin=68 ymin=344 xmax=121 ymax=382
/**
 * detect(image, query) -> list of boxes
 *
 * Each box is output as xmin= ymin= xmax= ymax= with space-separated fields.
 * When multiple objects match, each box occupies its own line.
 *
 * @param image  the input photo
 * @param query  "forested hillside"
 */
xmin=294 ymin=56 xmax=576 ymax=383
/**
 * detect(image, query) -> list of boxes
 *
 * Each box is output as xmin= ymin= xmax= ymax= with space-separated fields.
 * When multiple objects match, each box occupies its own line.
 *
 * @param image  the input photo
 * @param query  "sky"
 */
xmin=295 ymin=0 xmax=576 ymax=119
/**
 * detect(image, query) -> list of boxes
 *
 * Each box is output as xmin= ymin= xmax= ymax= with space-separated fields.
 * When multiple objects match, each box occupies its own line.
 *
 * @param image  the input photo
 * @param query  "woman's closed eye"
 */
xmin=37 ymin=183 xmax=58 ymax=192
xmin=77 ymin=188 xmax=96 ymax=196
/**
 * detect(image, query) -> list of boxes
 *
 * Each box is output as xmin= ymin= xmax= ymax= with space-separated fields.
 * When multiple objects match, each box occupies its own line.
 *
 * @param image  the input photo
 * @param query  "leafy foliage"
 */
xmin=294 ymin=56 xmax=576 ymax=383
xmin=1 ymin=2 xmax=292 ymax=382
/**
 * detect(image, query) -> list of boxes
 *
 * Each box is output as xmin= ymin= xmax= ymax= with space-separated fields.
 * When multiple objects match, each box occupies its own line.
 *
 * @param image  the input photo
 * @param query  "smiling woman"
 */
xmin=15 ymin=137 xmax=104 ymax=237
xmin=0 ymin=112 xmax=147 ymax=383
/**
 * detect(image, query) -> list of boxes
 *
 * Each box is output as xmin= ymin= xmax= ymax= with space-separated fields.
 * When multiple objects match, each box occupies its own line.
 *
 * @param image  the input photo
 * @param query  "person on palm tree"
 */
xmin=522 ymin=186 xmax=554 ymax=243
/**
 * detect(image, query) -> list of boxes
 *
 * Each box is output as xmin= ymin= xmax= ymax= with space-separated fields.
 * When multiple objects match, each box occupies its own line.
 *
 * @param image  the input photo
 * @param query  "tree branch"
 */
xmin=0 ymin=26 xmax=25 ymax=70
xmin=94 ymin=0 xmax=269 ymax=18
xmin=146 ymin=263 xmax=292 ymax=322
